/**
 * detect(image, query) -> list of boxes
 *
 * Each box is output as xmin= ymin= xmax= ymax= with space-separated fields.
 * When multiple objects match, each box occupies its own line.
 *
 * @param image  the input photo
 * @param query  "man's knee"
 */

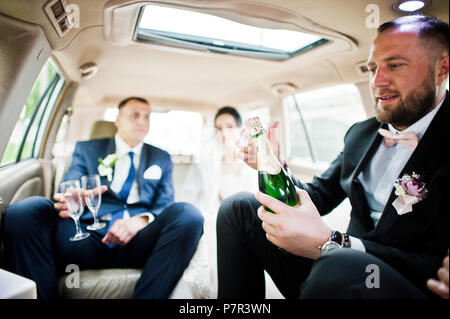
xmin=166 ymin=202 xmax=204 ymax=235
xmin=217 ymin=192 xmax=255 ymax=226
xmin=4 ymin=196 xmax=55 ymax=237
xmin=300 ymin=249 xmax=377 ymax=298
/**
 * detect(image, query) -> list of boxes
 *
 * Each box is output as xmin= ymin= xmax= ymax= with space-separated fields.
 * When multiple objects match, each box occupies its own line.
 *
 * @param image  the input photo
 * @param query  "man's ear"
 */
xmin=436 ymin=55 xmax=449 ymax=86
xmin=114 ymin=113 xmax=120 ymax=129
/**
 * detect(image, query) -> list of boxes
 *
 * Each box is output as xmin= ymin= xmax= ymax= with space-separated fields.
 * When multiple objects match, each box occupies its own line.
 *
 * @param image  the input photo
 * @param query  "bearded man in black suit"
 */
xmin=216 ymin=15 xmax=449 ymax=299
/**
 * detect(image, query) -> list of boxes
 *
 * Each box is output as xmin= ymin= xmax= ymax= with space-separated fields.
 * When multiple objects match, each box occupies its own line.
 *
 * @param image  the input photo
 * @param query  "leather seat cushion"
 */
xmin=58 ymin=268 xmax=142 ymax=299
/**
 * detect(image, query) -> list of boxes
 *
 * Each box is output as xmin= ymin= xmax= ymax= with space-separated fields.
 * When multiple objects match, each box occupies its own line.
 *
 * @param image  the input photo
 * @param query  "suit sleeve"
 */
xmin=290 ymin=124 xmax=357 ymax=215
xmin=360 ymin=240 xmax=445 ymax=290
xmin=148 ymin=156 xmax=175 ymax=216
xmin=292 ymin=153 xmax=348 ymax=216
xmin=61 ymin=142 xmax=88 ymax=185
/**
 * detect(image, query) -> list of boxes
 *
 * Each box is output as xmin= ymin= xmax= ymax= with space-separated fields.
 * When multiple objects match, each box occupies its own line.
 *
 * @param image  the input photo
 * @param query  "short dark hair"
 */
xmin=214 ymin=106 xmax=242 ymax=127
xmin=378 ymin=15 xmax=449 ymax=59
xmin=118 ymin=97 xmax=149 ymax=110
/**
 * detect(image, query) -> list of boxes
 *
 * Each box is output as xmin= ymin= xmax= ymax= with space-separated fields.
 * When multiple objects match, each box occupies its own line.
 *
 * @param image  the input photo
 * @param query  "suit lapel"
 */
xmin=350 ymin=124 xmax=385 ymax=183
xmin=348 ymin=122 xmax=384 ymax=228
xmin=372 ymin=94 xmax=448 ymax=237
xmin=101 ymin=138 xmax=116 ymax=188
xmin=136 ymin=144 xmax=151 ymax=196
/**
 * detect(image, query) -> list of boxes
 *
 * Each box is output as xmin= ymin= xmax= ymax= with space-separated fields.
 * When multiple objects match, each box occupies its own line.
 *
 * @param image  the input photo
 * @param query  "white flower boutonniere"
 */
xmin=392 ymin=172 xmax=428 ymax=215
xmin=98 ymin=153 xmax=118 ymax=182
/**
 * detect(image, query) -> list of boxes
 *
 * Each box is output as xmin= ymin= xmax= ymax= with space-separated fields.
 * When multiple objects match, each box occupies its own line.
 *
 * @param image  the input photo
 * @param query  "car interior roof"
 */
xmin=0 ymin=0 xmax=448 ymax=112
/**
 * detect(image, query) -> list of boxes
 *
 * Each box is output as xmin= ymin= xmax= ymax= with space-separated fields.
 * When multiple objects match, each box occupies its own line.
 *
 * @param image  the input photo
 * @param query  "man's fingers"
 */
xmin=58 ymin=211 xmax=71 ymax=219
xmin=54 ymin=202 xmax=68 ymax=211
xmin=53 ymin=193 xmax=64 ymax=202
xmin=255 ymin=191 xmax=287 ymax=215
xmin=268 ymin=120 xmax=280 ymax=130
xmin=105 ymin=220 xmax=129 ymax=246
xmin=296 ymin=188 xmax=313 ymax=205
xmin=265 ymin=233 xmax=280 ymax=247
xmin=103 ymin=232 xmax=120 ymax=245
xmin=438 ymin=267 xmax=449 ymax=285
xmin=261 ymin=220 xmax=277 ymax=236
xmin=238 ymin=149 xmax=257 ymax=169
xmin=256 ymin=205 xmax=277 ymax=224
xmin=427 ymin=279 xmax=449 ymax=299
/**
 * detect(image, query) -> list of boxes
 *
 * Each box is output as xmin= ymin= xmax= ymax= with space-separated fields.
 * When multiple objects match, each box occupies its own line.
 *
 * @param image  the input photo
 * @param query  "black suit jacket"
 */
xmin=294 ymin=93 xmax=449 ymax=292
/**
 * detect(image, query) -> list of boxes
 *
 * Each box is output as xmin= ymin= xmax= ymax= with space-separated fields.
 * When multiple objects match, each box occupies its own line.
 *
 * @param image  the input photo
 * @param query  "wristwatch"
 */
xmin=319 ymin=230 xmax=348 ymax=256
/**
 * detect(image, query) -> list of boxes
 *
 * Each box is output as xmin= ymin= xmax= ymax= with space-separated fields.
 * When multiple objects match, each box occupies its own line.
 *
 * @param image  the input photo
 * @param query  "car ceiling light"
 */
xmin=79 ymin=62 xmax=98 ymax=80
xmin=393 ymin=0 xmax=431 ymax=13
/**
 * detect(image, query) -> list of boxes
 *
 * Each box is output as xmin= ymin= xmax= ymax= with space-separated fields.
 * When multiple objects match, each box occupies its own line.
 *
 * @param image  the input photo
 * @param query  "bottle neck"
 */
xmin=254 ymin=130 xmax=282 ymax=175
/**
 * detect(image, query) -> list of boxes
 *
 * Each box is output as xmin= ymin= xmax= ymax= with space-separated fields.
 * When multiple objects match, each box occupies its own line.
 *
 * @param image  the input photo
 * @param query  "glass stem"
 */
xmin=92 ymin=210 xmax=98 ymax=225
xmin=74 ymin=217 xmax=82 ymax=235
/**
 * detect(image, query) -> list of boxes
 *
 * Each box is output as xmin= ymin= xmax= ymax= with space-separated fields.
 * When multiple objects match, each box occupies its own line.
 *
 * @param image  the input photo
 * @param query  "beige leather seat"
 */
xmin=57 ymin=120 xmax=207 ymax=299
xmin=89 ymin=120 xmax=117 ymax=139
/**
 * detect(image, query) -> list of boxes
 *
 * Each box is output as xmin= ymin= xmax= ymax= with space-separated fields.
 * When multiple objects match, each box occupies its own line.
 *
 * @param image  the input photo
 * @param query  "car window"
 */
xmin=103 ymin=108 xmax=204 ymax=158
xmin=135 ymin=4 xmax=329 ymax=61
xmin=284 ymin=84 xmax=367 ymax=166
xmin=0 ymin=59 xmax=65 ymax=166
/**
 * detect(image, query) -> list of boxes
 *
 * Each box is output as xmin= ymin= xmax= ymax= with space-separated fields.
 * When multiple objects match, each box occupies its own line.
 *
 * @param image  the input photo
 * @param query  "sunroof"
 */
xmin=134 ymin=5 xmax=330 ymax=61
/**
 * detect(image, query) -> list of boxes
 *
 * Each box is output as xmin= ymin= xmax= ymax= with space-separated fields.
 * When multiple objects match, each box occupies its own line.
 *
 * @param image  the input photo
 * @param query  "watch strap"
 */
xmin=330 ymin=230 xmax=343 ymax=246
xmin=343 ymin=232 xmax=350 ymax=248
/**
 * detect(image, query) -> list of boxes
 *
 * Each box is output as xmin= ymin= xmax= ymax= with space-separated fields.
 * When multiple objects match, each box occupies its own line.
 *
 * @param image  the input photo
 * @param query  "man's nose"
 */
xmin=136 ymin=116 xmax=149 ymax=126
xmin=371 ymin=66 xmax=391 ymax=88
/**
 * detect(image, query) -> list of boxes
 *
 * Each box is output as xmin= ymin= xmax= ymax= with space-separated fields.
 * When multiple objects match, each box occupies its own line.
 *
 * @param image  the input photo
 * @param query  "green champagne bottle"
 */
xmin=248 ymin=117 xmax=300 ymax=214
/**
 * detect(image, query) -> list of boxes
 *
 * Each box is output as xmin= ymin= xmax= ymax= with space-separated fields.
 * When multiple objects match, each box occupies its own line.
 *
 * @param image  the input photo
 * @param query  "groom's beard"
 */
xmin=375 ymin=71 xmax=436 ymax=128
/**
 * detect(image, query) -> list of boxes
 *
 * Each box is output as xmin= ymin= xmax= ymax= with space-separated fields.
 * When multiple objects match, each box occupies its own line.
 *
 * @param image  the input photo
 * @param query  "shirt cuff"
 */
xmin=348 ymin=236 xmax=366 ymax=253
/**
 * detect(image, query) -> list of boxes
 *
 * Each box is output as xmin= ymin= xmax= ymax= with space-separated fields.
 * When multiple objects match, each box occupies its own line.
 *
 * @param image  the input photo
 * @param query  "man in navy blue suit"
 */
xmin=3 ymin=97 xmax=204 ymax=299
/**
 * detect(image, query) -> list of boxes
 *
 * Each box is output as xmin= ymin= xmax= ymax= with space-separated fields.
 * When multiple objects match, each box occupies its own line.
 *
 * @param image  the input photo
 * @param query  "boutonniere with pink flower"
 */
xmin=392 ymin=172 xmax=428 ymax=215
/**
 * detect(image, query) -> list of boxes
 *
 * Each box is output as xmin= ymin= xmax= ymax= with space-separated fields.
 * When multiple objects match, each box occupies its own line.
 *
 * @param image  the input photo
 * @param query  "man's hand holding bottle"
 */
xmin=238 ymin=120 xmax=281 ymax=169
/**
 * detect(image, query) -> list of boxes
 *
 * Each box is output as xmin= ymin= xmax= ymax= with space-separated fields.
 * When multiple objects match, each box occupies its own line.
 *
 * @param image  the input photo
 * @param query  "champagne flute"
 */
xmin=81 ymin=174 xmax=106 ymax=230
xmin=60 ymin=180 xmax=90 ymax=241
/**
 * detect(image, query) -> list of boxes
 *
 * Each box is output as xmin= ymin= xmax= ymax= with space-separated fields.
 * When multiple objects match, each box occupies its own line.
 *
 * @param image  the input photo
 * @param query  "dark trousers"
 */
xmin=3 ymin=196 xmax=204 ymax=299
xmin=217 ymin=192 xmax=430 ymax=299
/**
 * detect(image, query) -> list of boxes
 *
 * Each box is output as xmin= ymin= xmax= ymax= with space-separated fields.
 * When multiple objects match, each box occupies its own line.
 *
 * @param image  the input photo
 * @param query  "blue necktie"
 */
xmin=118 ymin=151 xmax=136 ymax=201
xmin=103 ymin=151 xmax=136 ymax=248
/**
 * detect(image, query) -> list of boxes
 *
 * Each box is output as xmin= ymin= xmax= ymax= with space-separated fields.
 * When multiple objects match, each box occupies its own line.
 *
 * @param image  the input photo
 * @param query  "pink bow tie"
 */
xmin=378 ymin=128 xmax=419 ymax=150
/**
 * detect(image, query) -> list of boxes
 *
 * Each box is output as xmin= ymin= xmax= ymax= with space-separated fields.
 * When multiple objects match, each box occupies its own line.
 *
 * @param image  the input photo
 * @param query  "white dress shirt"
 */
xmin=110 ymin=134 xmax=143 ymax=204
xmin=350 ymin=96 xmax=445 ymax=252
xmin=109 ymin=134 xmax=153 ymax=223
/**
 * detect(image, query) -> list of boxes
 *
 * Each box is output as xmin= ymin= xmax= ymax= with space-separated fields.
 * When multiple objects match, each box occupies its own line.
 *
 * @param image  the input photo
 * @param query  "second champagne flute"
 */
xmin=60 ymin=180 xmax=90 ymax=241
xmin=81 ymin=174 xmax=106 ymax=230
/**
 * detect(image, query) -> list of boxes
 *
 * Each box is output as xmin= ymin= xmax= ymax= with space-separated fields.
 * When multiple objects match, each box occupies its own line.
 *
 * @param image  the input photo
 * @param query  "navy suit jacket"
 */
xmin=63 ymin=138 xmax=174 ymax=220
xmin=294 ymin=93 xmax=449 ymax=292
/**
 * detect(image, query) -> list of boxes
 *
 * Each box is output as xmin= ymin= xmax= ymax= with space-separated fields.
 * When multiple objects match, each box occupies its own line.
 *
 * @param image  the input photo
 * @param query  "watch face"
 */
xmin=321 ymin=241 xmax=341 ymax=255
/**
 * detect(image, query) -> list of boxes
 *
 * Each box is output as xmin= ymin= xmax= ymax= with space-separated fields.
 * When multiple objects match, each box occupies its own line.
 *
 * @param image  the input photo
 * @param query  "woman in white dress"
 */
xmin=182 ymin=107 xmax=257 ymax=298
xmin=181 ymin=107 xmax=282 ymax=298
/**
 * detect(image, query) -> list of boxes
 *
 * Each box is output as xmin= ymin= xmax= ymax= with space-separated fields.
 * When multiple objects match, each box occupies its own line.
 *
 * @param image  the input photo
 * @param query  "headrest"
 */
xmin=90 ymin=120 xmax=117 ymax=139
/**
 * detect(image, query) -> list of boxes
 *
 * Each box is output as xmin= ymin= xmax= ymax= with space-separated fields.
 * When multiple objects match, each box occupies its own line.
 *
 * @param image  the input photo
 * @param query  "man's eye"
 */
xmin=389 ymin=63 xmax=404 ymax=70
